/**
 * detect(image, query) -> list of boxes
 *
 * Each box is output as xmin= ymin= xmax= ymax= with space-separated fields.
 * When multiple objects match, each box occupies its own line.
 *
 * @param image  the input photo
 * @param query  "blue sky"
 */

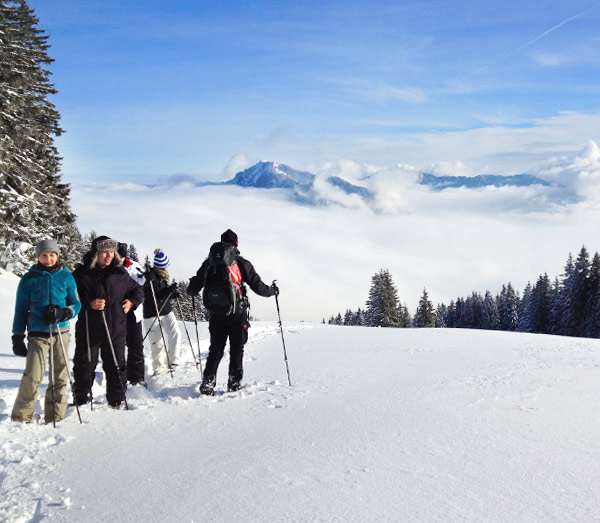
xmin=29 ymin=0 xmax=600 ymax=181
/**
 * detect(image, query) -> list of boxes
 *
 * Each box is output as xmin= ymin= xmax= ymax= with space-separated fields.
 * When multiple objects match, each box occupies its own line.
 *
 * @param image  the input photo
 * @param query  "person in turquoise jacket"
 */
xmin=11 ymin=239 xmax=81 ymax=424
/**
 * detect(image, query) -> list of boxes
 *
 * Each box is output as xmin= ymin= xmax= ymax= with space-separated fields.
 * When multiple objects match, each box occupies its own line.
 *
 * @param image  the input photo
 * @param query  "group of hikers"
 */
xmin=10 ymin=229 xmax=279 ymax=424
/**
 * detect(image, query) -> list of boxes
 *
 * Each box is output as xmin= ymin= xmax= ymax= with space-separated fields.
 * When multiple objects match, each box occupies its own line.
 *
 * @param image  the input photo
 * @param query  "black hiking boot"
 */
xmin=227 ymin=378 xmax=242 ymax=392
xmin=199 ymin=376 xmax=216 ymax=396
xmin=72 ymin=393 xmax=91 ymax=407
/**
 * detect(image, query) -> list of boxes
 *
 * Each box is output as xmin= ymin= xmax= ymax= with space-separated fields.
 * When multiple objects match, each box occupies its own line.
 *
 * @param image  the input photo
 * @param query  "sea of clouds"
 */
xmin=68 ymin=141 xmax=600 ymax=322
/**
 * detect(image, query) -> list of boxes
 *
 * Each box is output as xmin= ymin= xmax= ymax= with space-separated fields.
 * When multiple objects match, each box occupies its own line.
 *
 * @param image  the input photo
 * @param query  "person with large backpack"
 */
xmin=187 ymin=229 xmax=278 ymax=395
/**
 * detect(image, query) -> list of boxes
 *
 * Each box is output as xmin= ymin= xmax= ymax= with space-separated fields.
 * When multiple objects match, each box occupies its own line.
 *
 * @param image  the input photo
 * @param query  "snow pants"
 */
xmin=72 ymin=333 xmax=127 ymax=407
xmin=126 ymin=310 xmax=145 ymax=383
xmin=143 ymin=311 xmax=181 ymax=374
xmin=12 ymin=332 xmax=71 ymax=424
xmin=203 ymin=311 xmax=249 ymax=384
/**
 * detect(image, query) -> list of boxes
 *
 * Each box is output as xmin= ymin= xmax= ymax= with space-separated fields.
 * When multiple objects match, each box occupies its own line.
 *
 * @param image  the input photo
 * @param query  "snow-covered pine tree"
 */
xmin=516 ymin=282 xmax=532 ymax=332
xmin=496 ymin=283 xmax=519 ymax=331
xmin=0 ymin=1 xmax=80 ymax=273
xmin=128 ymin=243 xmax=140 ymax=262
xmin=172 ymin=279 xmax=206 ymax=322
xmin=482 ymin=290 xmax=499 ymax=330
xmin=353 ymin=307 xmax=366 ymax=326
xmin=556 ymin=247 xmax=589 ymax=337
xmin=365 ymin=269 xmax=400 ymax=327
xmin=584 ymin=252 xmax=600 ymax=338
xmin=528 ymin=273 xmax=553 ymax=334
xmin=398 ymin=303 xmax=412 ymax=328
xmin=435 ymin=303 xmax=447 ymax=328
xmin=413 ymin=287 xmax=435 ymax=327
xmin=344 ymin=309 xmax=354 ymax=326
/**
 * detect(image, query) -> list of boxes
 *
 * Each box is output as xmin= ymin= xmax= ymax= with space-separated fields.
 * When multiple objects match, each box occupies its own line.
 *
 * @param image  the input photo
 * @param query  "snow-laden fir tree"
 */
xmin=0 ymin=0 xmax=80 ymax=273
xmin=172 ymin=279 xmax=206 ymax=322
xmin=528 ymin=273 xmax=554 ymax=334
xmin=128 ymin=243 xmax=140 ymax=262
xmin=516 ymin=282 xmax=533 ymax=332
xmin=482 ymin=290 xmax=499 ymax=330
xmin=496 ymin=283 xmax=519 ymax=331
xmin=365 ymin=269 xmax=400 ymax=327
xmin=413 ymin=287 xmax=435 ymax=327
xmin=584 ymin=252 xmax=600 ymax=338
xmin=555 ymin=247 xmax=589 ymax=337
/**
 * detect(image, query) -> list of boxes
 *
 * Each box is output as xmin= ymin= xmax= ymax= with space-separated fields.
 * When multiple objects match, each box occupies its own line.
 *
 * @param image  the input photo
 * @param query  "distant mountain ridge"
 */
xmin=223 ymin=161 xmax=553 ymax=200
xmin=153 ymin=161 xmax=557 ymax=207
xmin=418 ymin=172 xmax=552 ymax=190
xmin=224 ymin=161 xmax=371 ymax=204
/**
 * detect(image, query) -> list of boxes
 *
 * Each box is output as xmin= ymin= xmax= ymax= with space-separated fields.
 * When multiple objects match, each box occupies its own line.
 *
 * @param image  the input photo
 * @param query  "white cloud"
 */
xmin=69 ymin=141 xmax=600 ymax=322
xmin=222 ymin=153 xmax=253 ymax=180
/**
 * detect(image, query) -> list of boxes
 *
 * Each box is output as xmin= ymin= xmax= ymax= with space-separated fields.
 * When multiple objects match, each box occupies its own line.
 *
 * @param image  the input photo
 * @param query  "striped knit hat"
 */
xmin=153 ymin=249 xmax=170 ymax=269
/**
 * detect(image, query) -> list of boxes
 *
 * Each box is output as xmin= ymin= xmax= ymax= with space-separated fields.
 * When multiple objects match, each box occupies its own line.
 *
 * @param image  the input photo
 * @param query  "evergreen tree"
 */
xmin=353 ymin=308 xmax=366 ymax=326
xmin=413 ymin=288 xmax=435 ymax=327
xmin=398 ymin=303 xmax=412 ymax=328
xmin=172 ymin=279 xmax=206 ymax=322
xmin=516 ymin=282 xmax=532 ymax=332
xmin=497 ymin=283 xmax=519 ymax=331
xmin=556 ymin=247 xmax=589 ymax=337
xmin=482 ymin=290 xmax=499 ymax=330
xmin=365 ymin=269 xmax=400 ymax=327
xmin=0 ymin=1 xmax=80 ymax=273
xmin=584 ymin=252 xmax=600 ymax=338
xmin=435 ymin=303 xmax=447 ymax=328
xmin=529 ymin=273 xmax=553 ymax=334
xmin=344 ymin=309 xmax=354 ymax=326
xmin=445 ymin=300 xmax=456 ymax=328
xmin=551 ymin=252 xmax=573 ymax=335
xmin=128 ymin=243 xmax=140 ymax=262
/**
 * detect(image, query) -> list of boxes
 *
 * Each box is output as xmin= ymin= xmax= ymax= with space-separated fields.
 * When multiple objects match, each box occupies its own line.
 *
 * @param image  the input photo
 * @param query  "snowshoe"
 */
xmin=199 ymin=376 xmax=216 ymax=396
xmin=227 ymin=379 xmax=242 ymax=392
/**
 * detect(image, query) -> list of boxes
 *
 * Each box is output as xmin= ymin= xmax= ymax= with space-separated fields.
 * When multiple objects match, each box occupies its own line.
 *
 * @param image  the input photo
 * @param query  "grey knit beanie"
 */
xmin=35 ymin=239 xmax=60 ymax=258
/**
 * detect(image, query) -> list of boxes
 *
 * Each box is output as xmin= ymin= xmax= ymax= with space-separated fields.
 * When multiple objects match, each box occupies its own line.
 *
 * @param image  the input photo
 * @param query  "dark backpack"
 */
xmin=202 ymin=241 xmax=244 ymax=315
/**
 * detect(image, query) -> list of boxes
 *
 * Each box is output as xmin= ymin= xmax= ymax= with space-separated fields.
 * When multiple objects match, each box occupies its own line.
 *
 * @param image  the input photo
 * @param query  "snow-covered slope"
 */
xmin=1 ymin=273 xmax=600 ymax=522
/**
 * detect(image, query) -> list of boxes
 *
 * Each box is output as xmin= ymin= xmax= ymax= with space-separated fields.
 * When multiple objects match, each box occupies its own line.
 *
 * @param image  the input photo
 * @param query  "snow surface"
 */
xmin=1 ymin=268 xmax=600 ymax=522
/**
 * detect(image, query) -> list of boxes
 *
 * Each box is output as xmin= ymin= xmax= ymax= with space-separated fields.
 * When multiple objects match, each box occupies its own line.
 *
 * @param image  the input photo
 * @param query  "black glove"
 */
xmin=45 ymin=304 xmax=73 ymax=325
xmin=168 ymin=283 xmax=181 ymax=299
xmin=270 ymin=283 xmax=279 ymax=297
xmin=12 ymin=334 xmax=27 ymax=357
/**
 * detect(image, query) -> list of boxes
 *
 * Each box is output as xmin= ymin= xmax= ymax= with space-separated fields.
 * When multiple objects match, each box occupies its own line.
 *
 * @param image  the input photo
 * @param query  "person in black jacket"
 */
xmin=72 ymin=237 xmax=143 ymax=408
xmin=143 ymin=249 xmax=182 ymax=375
xmin=187 ymin=229 xmax=278 ymax=395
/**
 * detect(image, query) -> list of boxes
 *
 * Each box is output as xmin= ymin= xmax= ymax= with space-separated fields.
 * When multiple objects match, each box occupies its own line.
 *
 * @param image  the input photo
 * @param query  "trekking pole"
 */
xmin=141 ymin=290 xmax=174 ymax=342
xmin=148 ymin=280 xmax=174 ymax=378
xmin=174 ymin=296 xmax=201 ymax=371
xmin=85 ymin=311 xmax=93 ymax=410
xmin=48 ymin=326 xmax=57 ymax=428
xmin=273 ymin=281 xmax=292 ymax=386
xmin=55 ymin=325 xmax=83 ymax=424
xmin=191 ymin=296 xmax=203 ymax=373
xmin=100 ymin=310 xmax=129 ymax=410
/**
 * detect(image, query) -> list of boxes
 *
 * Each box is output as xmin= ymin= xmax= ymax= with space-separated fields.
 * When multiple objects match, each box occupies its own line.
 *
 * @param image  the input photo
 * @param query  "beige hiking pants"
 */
xmin=11 ymin=332 xmax=71 ymax=424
